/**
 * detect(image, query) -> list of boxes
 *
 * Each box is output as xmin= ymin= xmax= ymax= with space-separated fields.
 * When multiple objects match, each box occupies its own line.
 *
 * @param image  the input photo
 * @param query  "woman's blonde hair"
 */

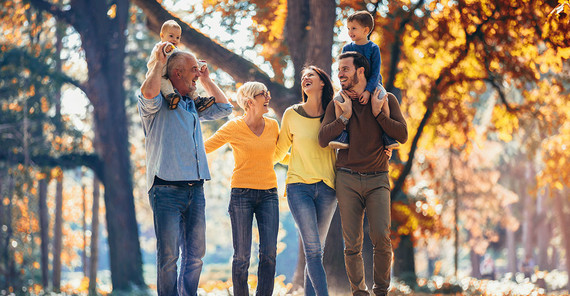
xmin=236 ymin=81 xmax=267 ymax=111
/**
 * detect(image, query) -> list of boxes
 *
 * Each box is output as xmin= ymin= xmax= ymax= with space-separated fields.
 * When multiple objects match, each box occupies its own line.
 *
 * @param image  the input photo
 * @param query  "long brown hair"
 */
xmin=301 ymin=66 xmax=333 ymax=121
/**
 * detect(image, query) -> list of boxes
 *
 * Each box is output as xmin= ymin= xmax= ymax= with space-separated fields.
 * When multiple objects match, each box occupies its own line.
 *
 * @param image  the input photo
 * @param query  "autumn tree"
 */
xmin=1 ymin=0 xmax=146 ymax=291
xmin=128 ymin=0 xmax=570 ymax=287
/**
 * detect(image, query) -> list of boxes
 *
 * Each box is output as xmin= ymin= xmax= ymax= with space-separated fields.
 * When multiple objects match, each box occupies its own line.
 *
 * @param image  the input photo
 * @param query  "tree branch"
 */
xmin=0 ymin=152 xmax=104 ymax=181
xmin=485 ymin=78 xmax=519 ymax=113
xmin=1 ymin=47 xmax=87 ymax=94
xmin=130 ymin=0 xmax=296 ymax=115
xmin=27 ymin=0 xmax=74 ymax=25
xmin=392 ymin=30 xmax=474 ymax=197
xmin=385 ymin=0 xmax=426 ymax=94
xmin=392 ymin=107 xmax=432 ymax=200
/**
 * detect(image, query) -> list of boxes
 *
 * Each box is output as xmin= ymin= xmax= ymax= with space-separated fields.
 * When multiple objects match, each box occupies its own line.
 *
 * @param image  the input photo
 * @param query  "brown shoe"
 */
xmin=194 ymin=96 xmax=215 ymax=112
xmin=165 ymin=92 xmax=181 ymax=110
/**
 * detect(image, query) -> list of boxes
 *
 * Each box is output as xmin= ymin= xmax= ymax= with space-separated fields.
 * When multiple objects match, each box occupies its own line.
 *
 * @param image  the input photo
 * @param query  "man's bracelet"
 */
xmin=339 ymin=114 xmax=349 ymax=125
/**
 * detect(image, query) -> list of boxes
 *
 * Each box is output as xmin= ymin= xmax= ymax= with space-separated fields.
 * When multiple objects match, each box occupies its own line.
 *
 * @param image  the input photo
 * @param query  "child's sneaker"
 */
xmin=194 ymin=96 xmax=215 ymax=112
xmin=382 ymin=133 xmax=400 ymax=149
xmin=165 ymin=92 xmax=182 ymax=110
xmin=329 ymin=130 xmax=349 ymax=149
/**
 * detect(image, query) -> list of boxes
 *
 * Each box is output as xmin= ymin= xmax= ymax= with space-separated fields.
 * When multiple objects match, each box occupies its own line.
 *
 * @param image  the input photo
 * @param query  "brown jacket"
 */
xmin=318 ymin=93 xmax=408 ymax=172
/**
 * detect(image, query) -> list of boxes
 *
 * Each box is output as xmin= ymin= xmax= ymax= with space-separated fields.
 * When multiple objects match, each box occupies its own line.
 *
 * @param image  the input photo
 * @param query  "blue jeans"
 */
xmin=229 ymin=188 xmax=279 ymax=296
xmin=149 ymin=184 xmax=206 ymax=296
xmin=286 ymin=182 xmax=337 ymax=296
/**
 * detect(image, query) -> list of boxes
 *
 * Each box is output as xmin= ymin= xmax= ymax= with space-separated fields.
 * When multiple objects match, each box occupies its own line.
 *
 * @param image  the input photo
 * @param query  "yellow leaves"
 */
xmin=267 ymin=0 xmax=287 ymax=42
xmin=107 ymin=4 xmax=117 ymax=19
xmin=77 ymin=277 xmax=90 ymax=293
xmin=15 ymin=252 xmax=24 ymax=265
xmin=27 ymin=85 xmax=35 ymax=97
xmin=201 ymin=279 xmax=232 ymax=293
xmin=538 ymin=122 xmax=570 ymax=191
xmin=491 ymin=105 xmax=519 ymax=142
xmin=543 ymin=1 xmax=570 ymax=46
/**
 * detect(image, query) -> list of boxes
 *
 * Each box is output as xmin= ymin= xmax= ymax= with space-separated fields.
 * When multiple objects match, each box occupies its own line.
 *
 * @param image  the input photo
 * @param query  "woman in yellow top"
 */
xmin=204 ymin=82 xmax=279 ymax=296
xmin=274 ymin=66 xmax=337 ymax=296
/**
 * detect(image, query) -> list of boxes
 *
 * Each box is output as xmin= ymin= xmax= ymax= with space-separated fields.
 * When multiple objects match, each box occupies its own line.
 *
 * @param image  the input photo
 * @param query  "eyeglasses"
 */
xmin=254 ymin=90 xmax=271 ymax=98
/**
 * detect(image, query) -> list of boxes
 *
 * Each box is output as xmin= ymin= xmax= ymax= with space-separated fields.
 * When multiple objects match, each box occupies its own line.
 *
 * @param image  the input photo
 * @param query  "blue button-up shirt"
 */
xmin=138 ymin=93 xmax=233 ymax=192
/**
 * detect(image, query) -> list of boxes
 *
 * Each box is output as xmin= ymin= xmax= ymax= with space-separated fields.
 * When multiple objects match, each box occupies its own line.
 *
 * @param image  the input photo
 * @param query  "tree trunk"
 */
xmin=285 ymin=0 xmax=308 ymax=92
xmin=549 ymin=240 xmax=559 ymax=270
xmin=323 ymin=208 xmax=350 ymax=295
xmin=82 ymin=181 xmax=88 ymax=277
xmin=305 ymin=0 xmax=335 ymax=74
xmin=521 ymin=168 xmax=535 ymax=261
xmin=0 ymin=171 xmax=8 ymax=288
xmin=393 ymin=235 xmax=416 ymax=287
xmin=553 ymin=190 xmax=570 ymax=289
xmin=52 ymin=175 xmax=63 ymax=292
xmin=536 ymin=192 xmax=551 ymax=271
xmin=506 ymin=227 xmax=517 ymax=276
xmin=450 ymin=147 xmax=459 ymax=278
xmin=51 ymin=18 xmax=64 ymax=293
xmin=470 ymin=251 xmax=481 ymax=278
xmin=28 ymin=0 xmax=147 ymax=290
xmin=38 ymin=177 xmax=50 ymax=288
xmin=89 ymin=177 xmax=101 ymax=295
xmin=3 ymin=174 xmax=17 ymax=290
xmin=290 ymin=237 xmax=305 ymax=292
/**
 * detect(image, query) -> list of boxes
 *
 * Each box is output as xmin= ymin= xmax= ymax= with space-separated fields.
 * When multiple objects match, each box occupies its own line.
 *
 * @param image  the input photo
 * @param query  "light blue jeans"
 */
xmin=149 ymin=183 xmax=206 ymax=296
xmin=287 ymin=182 xmax=337 ymax=296
xmin=229 ymin=187 xmax=279 ymax=296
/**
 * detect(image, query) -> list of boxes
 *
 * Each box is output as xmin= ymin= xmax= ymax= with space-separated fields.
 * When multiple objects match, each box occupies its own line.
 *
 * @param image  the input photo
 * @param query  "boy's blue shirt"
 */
xmin=342 ymin=41 xmax=383 ymax=94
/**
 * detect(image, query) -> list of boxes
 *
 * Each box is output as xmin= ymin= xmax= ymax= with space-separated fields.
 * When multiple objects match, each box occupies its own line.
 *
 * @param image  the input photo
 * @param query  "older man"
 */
xmin=139 ymin=43 xmax=232 ymax=296
xmin=318 ymin=51 xmax=408 ymax=296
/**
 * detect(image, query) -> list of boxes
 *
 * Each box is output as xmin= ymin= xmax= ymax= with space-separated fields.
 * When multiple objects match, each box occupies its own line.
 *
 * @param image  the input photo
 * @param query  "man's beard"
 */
xmin=186 ymin=82 xmax=197 ymax=97
xmin=341 ymin=73 xmax=359 ymax=90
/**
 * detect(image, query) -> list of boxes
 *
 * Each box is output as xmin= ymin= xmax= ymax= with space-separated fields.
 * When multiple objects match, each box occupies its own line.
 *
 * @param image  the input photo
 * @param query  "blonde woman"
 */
xmin=204 ymin=82 xmax=279 ymax=296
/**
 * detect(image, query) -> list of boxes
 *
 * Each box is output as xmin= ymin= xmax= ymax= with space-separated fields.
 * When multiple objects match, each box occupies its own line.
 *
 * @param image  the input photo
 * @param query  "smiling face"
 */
xmin=338 ymin=57 xmax=360 ymax=91
xmin=301 ymin=69 xmax=324 ymax=96
xmin=347 ymin=21 xmax=370 ymax=44
xmin=160 ymin=25 xmax=181 ymax=47
xmin=168 ymin=52 xmax=201 ymax=96
xmin=249 ymin=89 xmax=271 ymax=114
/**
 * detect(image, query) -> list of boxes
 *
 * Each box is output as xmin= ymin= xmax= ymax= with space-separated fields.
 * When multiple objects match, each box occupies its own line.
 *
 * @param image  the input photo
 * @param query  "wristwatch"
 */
xmin=339 ymin=114 xmax=349 ymax=125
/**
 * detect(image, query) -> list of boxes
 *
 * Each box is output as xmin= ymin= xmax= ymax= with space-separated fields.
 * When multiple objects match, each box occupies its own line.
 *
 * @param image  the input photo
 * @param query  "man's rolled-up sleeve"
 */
xmin=138 ymin=93 xmax=162 ymax=117
xmin=199 ymin=103 xmax=233 ymax=121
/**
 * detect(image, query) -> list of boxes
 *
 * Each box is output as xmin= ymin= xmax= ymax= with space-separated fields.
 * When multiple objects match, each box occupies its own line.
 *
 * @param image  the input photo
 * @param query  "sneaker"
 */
xmin=194 ymin=96 xmax=215 ymax=112
xmin=382 ymin=133 xmax=400 ymax=149
xmin=329 ymin=130 xmax=349 ymax=149
xmin=165 ymin=92 xmax=181 ymax=110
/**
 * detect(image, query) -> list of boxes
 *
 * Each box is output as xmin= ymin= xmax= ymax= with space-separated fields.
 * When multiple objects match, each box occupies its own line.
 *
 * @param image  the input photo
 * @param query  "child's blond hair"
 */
xmin=160 ymin=20 xmax=181 ymax=34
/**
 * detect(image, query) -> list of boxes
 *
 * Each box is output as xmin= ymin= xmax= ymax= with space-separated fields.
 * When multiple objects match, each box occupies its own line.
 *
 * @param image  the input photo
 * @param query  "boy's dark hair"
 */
xmin=338 ymin=51 xmax=371 ymax=80
xmin=347 ymin=10 xmax=374 ymax=34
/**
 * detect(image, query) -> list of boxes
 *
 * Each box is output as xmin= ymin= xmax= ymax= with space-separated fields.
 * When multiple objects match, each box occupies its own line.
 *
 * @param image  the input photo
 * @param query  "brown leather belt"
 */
xmin=338 ymin=167 xmax=388 ymax=176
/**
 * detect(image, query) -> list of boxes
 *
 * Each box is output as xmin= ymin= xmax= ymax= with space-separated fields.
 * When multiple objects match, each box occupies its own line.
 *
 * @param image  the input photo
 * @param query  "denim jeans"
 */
xmin=149 ymin=184 xmax=206 ymax=296
xmin=229 ymin=188 xmax=279 ymax=296
xmin=286 ymin=182 xmax=337 ymax=296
